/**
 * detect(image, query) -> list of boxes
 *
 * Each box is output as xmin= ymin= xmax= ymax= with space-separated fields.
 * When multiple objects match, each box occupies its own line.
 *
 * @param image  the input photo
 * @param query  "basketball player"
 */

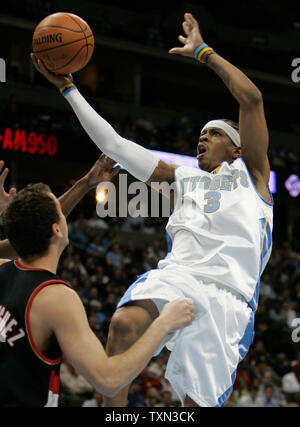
xmin=0 ymin=155 xmax=116 ymax=259
xmin=0 ymin=181 xmax=195 ymax=407
xmin=31 ymin=12 xmax=273 ymax=407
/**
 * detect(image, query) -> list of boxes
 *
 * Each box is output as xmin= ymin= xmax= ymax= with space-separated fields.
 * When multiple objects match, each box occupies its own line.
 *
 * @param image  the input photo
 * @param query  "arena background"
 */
xmin=1 ymin=0 xmax=299 ymax=407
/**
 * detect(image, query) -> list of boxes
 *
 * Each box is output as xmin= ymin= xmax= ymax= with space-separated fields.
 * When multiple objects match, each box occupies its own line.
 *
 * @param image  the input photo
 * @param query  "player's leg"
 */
xmin=184 ymin=396 xmax=198 ymax=407
xmin=103 ymin=299 xmax=159 ymax=407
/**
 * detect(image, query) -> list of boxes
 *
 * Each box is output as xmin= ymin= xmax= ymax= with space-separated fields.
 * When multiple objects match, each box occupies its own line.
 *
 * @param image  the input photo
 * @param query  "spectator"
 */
xmin=237 ymin=386 xmax=263 ymax=407
xmin=145 ymin=387 xmax=162 ymax=407
xmin=86 ymin=211 xmax=109 ymax=230
xmin=257 ymin=369 xmax=286 ymax=405
xmin=106 ymin=243 xmax=123 ymax=268
xmin=261 ymin=385 xmax=281 ymax=407
xmin=128 ymin=380 xmax=146 ymax=407
xmin=282 ymin=362 xmax=300 ymax=404
xmin=137 ymin=367 xmax=163 ymax=397
xmin=155 ymin=390 xmax=176 ymax=407
xmin=60 ymin=361 xmax=94 ymax=406
xmin=148 ymin=354 xmax=167 ymax=378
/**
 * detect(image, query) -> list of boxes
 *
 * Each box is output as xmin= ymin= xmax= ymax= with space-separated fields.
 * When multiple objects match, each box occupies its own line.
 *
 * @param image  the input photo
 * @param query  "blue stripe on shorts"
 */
xmin=216 ymin=309 xmax=255 ymax=407
xmin=117 ymin=271 xmax=151 ymax=308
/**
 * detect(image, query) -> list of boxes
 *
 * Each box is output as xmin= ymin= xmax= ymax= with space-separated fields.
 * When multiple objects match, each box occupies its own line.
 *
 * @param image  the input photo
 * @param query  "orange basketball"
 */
xmin=32 ymin=12 xmax=94 ymax=75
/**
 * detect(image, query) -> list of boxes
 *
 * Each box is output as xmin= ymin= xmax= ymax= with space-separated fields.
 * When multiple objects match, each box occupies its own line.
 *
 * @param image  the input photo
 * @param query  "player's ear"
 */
xmin=52 ymin=223 xmax=62 ymax=239
xmin=232 ymin=146 xmax=242 ymax=160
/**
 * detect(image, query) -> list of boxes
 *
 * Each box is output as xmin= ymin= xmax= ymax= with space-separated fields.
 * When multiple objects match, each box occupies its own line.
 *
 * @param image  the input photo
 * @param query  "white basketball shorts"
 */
xmin=117 ymin=264 xmax=255 ymax=407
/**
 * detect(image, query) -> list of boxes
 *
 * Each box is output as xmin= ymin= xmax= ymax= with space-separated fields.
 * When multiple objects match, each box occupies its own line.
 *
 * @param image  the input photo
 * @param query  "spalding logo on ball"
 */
xmin=32 ymin=12 xmax=94 ymax=75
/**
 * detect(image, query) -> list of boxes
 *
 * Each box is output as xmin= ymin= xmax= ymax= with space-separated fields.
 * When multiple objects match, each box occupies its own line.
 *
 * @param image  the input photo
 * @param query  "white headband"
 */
xmin=202 ymin=120 xmax=241 ymax=147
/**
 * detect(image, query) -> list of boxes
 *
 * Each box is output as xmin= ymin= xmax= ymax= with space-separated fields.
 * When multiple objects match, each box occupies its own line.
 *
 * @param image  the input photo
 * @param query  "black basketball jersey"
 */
xmin=0 ymin=259 xmax=71 ymax=407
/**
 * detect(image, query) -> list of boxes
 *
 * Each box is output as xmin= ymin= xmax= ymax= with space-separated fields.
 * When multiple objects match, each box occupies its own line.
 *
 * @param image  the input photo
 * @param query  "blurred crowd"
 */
xmin=1 ymin=94 xmax=299 ymax=175
xmin=56 ymin=215 xmax=300 ymax=407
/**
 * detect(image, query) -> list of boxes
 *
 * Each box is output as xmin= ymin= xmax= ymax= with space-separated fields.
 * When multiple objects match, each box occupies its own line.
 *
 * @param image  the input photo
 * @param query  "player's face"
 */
xmin=197 ymin=127 xmax=240 ymax=172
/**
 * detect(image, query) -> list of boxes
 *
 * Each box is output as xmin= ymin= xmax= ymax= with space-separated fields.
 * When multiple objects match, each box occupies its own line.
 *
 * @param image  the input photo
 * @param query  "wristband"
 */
xmin=198 ymin=47 xmax=214 ymax=63
xmin=59 ymin=83 xmax=76 ymax=96
xmin=204 ymin=51 xmax=216 ymax=64
xmin=193 ymin=43 xmax=208 ymax=60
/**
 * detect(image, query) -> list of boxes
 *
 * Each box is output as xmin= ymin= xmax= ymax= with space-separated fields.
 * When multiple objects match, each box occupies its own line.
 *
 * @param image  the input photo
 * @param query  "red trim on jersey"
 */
xmin=49 ymin=369 xmax=60 ymax=394
xmin=25 ymin=280 xmax=72 ymax=365
xmin=15 ymin=259 xmax=50 ymax=272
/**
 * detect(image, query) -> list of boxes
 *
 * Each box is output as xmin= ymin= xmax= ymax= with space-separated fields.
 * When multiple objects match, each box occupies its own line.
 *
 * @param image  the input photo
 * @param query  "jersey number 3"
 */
xmin=204 ymin=191 xmax=221 ymax=213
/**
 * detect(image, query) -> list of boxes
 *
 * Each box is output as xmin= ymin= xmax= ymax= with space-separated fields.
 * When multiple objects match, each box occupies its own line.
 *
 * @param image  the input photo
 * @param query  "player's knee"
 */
xmin=108 ymin=310 xmax=141 ymax=347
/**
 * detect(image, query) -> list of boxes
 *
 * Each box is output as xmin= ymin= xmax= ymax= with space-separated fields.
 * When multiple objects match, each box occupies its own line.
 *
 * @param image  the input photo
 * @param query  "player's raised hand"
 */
xmin=169 ymin=13 xmax=204 ymax=58
xmin=82 ymin=154 xmax=121 ymax=190
xmin=0 ymin=161 xmax=16 ymax=215
xmin=31 ymin=53 xmax=73 ymax=88
xmin=159 ymin=298 xmax=195 ymax=331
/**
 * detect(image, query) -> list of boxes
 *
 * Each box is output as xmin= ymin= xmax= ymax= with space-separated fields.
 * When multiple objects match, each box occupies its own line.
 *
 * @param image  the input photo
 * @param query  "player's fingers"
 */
xmin=101 ymin=155 xmax=114 ymax=168
xmin=0 ymin=160 xmax=4 ymax=174
xmin=110 ymin=165 xmax=120 ymax=178
xmin=185 ymin=13 xmax=199 ymax=27
xmin=31 ymin=53 xmax=48 ymax=77
xmin=8 ymin=187 xmax=17 ymax=198
xmin=0 ymin=167 xmax=9 ymax=185
xmin=182 ymin=21 xmax=190 ymax=36
xmin=178 ymin=35 xmax=188 ymax=45
xmin=31 ymin=53 xmax=53 ymax=78
xmin=36 ymin=58 xmax=51 ymax=75
xmin=168 ymin=47 xmax=183 ymax=55
xmin=30 ymin=53 xmax=40 ymax=71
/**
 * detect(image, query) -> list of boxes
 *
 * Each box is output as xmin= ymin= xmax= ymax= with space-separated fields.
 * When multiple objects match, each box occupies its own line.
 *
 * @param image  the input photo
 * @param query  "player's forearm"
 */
xmin=206 ymin=53 xmax=262 ymax=107
xmin=59 ymin=177 xmax=91 ymax=218
xmin=0 ymin=239 xmax=17 ymax=259
xmin=104 ymin=317 xmax=169 ymax=396
xmin=62 ymin=87 xmax=159 ymax=182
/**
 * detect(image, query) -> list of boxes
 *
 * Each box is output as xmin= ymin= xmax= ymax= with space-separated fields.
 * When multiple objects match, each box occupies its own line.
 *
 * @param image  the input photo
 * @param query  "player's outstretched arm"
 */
xmin=36 ymin=285 xmax=195 ymax=397
xmin=170 ymin=13 xmax=270 ymax=196
xmin=59 ymin=154 xmax=120 ymax=218
xmin=31 ymin=54 xmax=175 ymax=186
xmin=0 ymin=156 xmax=119 ymax=259
xmin=0 ymin=161 xmax=18 ymax=259
xmin=0 ymin=160 xmax=16 ymax=215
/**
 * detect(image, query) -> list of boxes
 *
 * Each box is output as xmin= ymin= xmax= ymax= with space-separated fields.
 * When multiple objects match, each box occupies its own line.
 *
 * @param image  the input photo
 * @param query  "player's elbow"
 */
xmin=98 ymin=375 xmax=123 ymax=398
xmin=241 ymin=87 xmax=263 ymax=108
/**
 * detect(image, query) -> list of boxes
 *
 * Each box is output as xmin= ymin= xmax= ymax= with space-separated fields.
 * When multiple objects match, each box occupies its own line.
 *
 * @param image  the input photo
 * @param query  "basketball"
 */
xmin=32 ymin=12 xmax=94 ymax=75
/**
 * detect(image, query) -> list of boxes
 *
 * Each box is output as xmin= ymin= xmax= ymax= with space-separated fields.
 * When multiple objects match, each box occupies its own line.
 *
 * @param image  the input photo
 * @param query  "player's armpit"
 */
xmin=145 ymin=162 xmax=178 ymax=212
xmin=146 ymin=161 xmax=177 ymax=186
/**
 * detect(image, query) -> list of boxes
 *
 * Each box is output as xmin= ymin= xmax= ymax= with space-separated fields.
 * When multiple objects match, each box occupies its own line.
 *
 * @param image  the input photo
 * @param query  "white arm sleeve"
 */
xmin=63 ymin=87 xmax=160 ymax=182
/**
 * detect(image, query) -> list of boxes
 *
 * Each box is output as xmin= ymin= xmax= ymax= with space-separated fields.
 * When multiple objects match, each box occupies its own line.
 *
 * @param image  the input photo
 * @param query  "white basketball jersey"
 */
xmin=158 ymin=158 xmax=273 ymax=310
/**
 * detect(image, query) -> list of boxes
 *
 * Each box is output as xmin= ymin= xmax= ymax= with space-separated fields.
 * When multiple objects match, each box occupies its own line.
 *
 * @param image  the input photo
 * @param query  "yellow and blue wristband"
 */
xmin=59 ymin=83 xmax=76 ymax=96
xmin=194 ymin=44 xmax=215 ymax=63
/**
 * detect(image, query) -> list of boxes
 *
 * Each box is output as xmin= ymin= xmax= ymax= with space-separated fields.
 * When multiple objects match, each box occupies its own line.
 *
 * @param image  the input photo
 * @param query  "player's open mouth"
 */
xmin=197 ymin=144 xmax=207 ymax=159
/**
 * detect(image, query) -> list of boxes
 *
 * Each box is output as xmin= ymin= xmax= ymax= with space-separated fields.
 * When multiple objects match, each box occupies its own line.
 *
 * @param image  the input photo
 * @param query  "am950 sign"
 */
xmin=0 ymin=127 xmax=57 ymax=157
